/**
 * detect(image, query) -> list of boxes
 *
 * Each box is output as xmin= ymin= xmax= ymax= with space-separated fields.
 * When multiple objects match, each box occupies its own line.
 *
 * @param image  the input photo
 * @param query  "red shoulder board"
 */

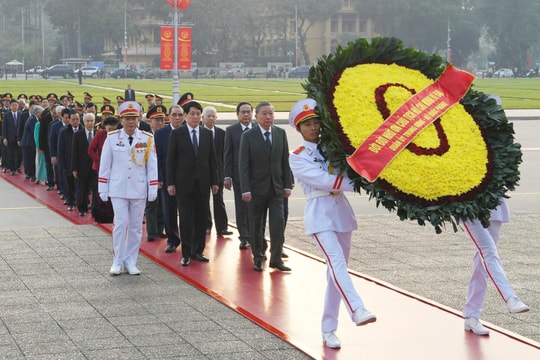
xmin=293 ymin=146 xmax=305 ymax=155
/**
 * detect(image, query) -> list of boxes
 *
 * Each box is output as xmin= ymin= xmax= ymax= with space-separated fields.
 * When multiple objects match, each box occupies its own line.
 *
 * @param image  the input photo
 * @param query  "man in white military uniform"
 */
xmin=288 ymin=99 xmax=376 ymax=349
xmin=98 ymin=101 xmax=158 ymax=275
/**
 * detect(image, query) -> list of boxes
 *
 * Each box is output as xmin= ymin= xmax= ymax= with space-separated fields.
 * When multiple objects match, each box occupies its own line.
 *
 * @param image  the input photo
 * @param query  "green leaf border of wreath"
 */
xmin=303 ymin=37 xmax=522 ymax=232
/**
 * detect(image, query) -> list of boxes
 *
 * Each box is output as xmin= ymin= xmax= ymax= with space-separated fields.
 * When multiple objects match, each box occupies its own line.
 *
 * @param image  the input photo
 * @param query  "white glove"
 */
xmin=99 ymin=193 xmax=109 ymax=202
xmin=148 ymin=191 xmax=158 ymax=202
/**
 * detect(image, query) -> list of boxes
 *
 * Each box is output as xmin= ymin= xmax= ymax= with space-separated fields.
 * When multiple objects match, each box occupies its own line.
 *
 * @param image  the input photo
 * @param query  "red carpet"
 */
xmin=3 ymin=171 xmax=539 ymax=359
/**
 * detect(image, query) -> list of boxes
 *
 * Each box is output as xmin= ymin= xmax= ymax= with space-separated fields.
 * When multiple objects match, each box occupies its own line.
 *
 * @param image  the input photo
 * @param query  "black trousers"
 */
xmin=232 ymin=179 xmax=250 ymax=243
xmin=161 ymin=189 xmax=181 ymax=247
xmin=207 ymin=182 xmax=229 ymax=233
xmin=22 ymin=145 xmax=36 ymax=178
xmin=77 ymin=170 xmax=97 ymax=213
xmin=176 ymin=180 xmax=210 ymax=257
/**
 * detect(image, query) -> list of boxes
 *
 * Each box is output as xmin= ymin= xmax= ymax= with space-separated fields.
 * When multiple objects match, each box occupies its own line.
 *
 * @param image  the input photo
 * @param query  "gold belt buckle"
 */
xmin=329 ymin=191 xmax=339 ymax=196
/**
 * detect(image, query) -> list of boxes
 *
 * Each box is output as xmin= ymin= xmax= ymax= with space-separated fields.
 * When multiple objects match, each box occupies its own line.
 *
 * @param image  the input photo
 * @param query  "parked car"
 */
xmin=288 ymin=66 xmax=310 ymax=79
xmin=493 ymin=68 xmax=514 ymax=78
xmin=266 ymin=70 xmax=278 ymax=79
xmin=81 ymin=66 xmax=100 ymax=78
xmin=111 ymin=68 xmax=143 ymax=79
xmin=40 ymin=64 xmax=75 ymax=79
xmin=142 ymin=69 xmax=166 ymax=79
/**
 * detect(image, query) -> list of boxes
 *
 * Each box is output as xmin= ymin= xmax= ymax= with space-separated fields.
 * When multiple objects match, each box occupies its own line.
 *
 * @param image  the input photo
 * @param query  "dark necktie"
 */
xmin=88 ymin=131 xmax=93 ymax=143
xmin=264 ymin=131 xmax=272 ymax=153
xmin=128 ymin=136 xmax=133 ymax=146
xmin=13 ymin=113 xmax=17 ymax=127
xmin=192 ymin=129 xmax=198 ymax=155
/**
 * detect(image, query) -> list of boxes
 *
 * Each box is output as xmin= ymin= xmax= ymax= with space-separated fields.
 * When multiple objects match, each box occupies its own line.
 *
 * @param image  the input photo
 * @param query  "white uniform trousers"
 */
xmin=313 ymin=231 xmax=365 ymax=332
xmin=110 ymin=197 xmax=146 ymax=267
xmin=463 ymin=219 xmax=516 ymax=318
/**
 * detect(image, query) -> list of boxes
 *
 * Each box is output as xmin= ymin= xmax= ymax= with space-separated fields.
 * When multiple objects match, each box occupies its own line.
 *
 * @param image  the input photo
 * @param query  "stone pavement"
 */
xmin=1 ymin=150 xmax=540 ymax=358
xmin=0 ymin=178 xmax=310 ymax=359
xmin=286 ymin=212 xmax=540 ymax=343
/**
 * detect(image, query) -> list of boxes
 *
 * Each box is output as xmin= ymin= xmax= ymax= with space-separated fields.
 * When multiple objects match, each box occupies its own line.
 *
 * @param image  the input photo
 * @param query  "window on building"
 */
xmin=331 ymin=20 xmax=338 ymax=34
xmin=343 ymin=0 xmax=352 ymax=7
xmin=342 ymin=19 xmax=354 ymax=33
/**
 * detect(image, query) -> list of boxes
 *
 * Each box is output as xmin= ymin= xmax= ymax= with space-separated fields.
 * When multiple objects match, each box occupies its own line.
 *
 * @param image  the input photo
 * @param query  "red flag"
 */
xmin=166 ymin=0 xmax=175 ymax=8
xmin=177 ymin=0 xmax=191 ymax=10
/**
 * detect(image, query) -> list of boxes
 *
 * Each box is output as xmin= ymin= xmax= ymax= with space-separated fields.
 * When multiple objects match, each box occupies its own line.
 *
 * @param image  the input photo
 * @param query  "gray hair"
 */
xmin=32 ymin=105 xmax=44 ymax=115
xmin=202 ymin=106 xmax=217 ymax=117
xmin=83 ymin=112 xmax=95 ymax=121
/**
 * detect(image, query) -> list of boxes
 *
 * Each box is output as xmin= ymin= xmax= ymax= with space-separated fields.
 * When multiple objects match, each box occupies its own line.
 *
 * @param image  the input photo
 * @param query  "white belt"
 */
xmin=306 ymin=190 xmax=339 ymax=200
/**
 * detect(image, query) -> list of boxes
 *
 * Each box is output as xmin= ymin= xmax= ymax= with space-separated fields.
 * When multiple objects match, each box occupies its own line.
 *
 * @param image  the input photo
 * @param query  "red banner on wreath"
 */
xmin=160 ymin=27 xmax=192 ymax=71
xmin=346 ymin=65 xmax=475 ymax=182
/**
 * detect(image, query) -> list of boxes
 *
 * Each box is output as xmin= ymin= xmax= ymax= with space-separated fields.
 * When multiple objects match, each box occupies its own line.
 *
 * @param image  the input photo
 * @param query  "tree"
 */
xmin=355 ymin=0 xmax=468 ymax=53
xmin=272 ymin=0 xmax=342 ymax=65
xmin=477 ymin=0 xmax=540 ymax=71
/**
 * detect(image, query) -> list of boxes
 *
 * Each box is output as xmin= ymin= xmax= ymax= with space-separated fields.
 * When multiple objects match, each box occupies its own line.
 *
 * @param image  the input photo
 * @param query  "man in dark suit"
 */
xmin=20 ymin=103 xmax=41 ymax=181
xmin=124 ymin=84 xmax=136 ymax=101
xmin=239 ymin=101 xmax=293 ymax=272
xmin=38 ymin=102 xmax=57 ymax=190
xmin=202 ymin=106 xmax=233 ymax=237
xmin=58 ymin=111 xmax=82 ymax=211
xmin=154 ymin=105 xmax=183 ymax=253
xmin=50 ymin=107 xmax=71 ymax=198
xmin=166 ymin=100 xmax=218 ymax=266
xmin=224 ymin=102 xmax=255 ymax=249
xmin=2 ymin=99 xmax=22 ymax=175
xmin=72 ymin=113 xmax=96 ymax=216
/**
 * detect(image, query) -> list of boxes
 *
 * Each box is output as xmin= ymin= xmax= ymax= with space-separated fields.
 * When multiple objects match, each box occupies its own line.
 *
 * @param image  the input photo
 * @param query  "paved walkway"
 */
xmin=0 ymin=178 xmax=310 ymax=359
xmin=1 ymin=132 xmax=539 ymax=359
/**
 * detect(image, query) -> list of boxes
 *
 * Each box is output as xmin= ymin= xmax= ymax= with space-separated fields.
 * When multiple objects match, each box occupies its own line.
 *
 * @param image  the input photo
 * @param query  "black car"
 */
xmin=111 ymin=69 xmax=143 ymax=79
xmin=288 ymin=66 xmax=310 ymax=79
xmin=40 ymin=64 xmax=75 ymax=79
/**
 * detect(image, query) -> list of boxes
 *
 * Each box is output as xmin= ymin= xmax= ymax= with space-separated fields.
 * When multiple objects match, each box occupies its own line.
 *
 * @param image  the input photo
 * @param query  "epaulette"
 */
xmin=108 ymin=129 xmax=120 ymax=135
xmin=293 ymin=146 xmax=305 ymax=155
xmin=142 ymin=130 xmax=154 ymax=137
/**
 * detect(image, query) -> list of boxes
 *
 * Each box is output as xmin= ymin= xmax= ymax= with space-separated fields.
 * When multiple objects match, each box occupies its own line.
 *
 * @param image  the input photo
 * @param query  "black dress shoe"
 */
xmin=2 ymin=168 xmax=6 ymax=173
xmin=147 ymin=235 xmax=156 ymax=242
xmin=30 ymin=177 xmax=36 ymax=181
xmin=46 ymin=185 xmax=55 ymax=191
xmin=67 ymin=205 xmax=74 ymax=211
xmin=16 ymin=168 xmax=22 ymax=174
xmin=180 ymin=257 xmax=191 ymax=266
xmin=239 ymin=241 xmax=249 ymax=250
xmin=25 ymin=175 xmax=30 ymax=179
xmin=253 ymin=261 xmax=263 ymax=272
xmin=158 ymin=232 xmax=167 ymax=238
xmin=218 ymin=230 xmax=233 ymax=236
xmin=79 ymin=211 xmax=85 ymax=216
xmin=269 ymin=262 xmax=292 ymax=271
xmin=281 ymin=251 xmax=289 ymax=258
xmin=192 ymin=254 xmax=209 ymax=262
xmin=11 ymin=171 xmax=16 ymax=176
xmin=165 ymin=244 xmax=177 ymax=253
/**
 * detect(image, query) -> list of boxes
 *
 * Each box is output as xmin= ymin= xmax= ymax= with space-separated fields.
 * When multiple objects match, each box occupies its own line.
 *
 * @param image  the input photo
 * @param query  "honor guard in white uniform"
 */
xmin=98 ymin=101 xmax=158 ymax=275
xmin=462 ymin=197 xmax=529 ymax=335
xmin=288 ymin=99 xmax=376 ymax=349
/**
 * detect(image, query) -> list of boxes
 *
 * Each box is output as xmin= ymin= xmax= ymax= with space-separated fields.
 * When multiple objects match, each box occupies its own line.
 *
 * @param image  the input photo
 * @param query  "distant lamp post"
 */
xmin=124 ymin=1 xmax=128 ymax=78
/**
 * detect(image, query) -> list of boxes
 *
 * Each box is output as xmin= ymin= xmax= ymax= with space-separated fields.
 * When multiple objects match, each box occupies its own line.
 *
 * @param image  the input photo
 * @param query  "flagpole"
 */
xmin=172 ymin=6 xmax=180 ymax=105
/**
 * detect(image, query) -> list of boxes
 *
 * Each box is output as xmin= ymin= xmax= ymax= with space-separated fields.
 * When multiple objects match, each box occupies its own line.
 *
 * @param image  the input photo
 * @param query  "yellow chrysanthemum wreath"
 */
xmin=303 ymin=37 xmax=522 ymax=232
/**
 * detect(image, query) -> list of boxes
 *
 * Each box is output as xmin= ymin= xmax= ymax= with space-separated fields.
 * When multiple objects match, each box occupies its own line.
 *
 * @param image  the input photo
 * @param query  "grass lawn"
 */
xmin=1 ymin=76 xmax=538 ymax=112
